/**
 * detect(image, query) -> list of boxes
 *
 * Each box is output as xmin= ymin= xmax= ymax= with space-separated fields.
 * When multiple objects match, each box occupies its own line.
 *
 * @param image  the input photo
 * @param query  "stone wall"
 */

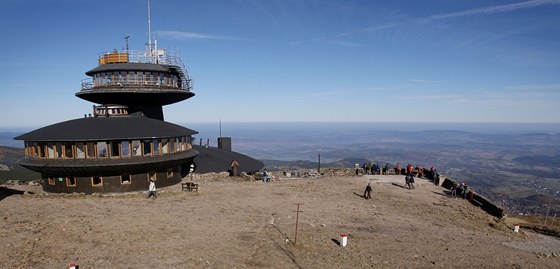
xmin=442 ymin=178 xmax=506 ymax=219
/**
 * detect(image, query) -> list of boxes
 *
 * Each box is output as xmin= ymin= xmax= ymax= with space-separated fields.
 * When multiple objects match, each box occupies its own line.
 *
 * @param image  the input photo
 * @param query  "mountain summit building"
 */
xmin=15 ymin=43 xmax=262 ymax=194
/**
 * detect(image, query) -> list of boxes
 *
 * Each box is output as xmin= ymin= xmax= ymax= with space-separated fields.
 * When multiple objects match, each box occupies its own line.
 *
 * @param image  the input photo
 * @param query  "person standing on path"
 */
xmin=364 ymin=183 xmax=373 ymax=199
xmin=147 ymin=179 xmax=157 ymax=199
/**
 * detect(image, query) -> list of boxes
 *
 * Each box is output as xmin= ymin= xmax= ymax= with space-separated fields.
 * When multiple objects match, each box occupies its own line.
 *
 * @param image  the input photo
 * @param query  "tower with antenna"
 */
xmin=14 ymin=0 xmax=262 ymax=194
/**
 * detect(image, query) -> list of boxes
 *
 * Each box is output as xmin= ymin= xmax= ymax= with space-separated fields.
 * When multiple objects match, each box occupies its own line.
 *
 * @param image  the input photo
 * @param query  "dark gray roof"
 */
xmin=15 ymin=116 xmax=198 ymax=141
xmin=193 ymin=145 xmax=263 ymax=174
xmin=85 ymin=62 xmax=177 ymax=76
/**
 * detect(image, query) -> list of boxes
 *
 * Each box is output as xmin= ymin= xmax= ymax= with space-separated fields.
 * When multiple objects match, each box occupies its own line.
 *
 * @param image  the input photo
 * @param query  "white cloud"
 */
xmin=292 ymin=0 xmax=560 ymax=48
xmin=156 ymin=31 xmax=251 ymax=41
xmin=290 ymin=22 xmax=408 ymax=46
xmin=430 ymin=0 xmax=560 ymax=20
xmin=409 ymin=79 xmax=446 ymax=84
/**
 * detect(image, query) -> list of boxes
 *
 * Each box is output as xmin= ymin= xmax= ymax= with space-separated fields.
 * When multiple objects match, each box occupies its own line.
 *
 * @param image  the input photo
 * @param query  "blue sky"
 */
xmin=1 ymin=0 xmax=559 ymax=129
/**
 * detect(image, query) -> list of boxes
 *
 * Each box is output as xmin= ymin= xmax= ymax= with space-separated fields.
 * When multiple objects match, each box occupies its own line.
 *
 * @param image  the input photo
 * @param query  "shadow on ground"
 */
xmin=0 ymin=186 xmax=34 ymax=201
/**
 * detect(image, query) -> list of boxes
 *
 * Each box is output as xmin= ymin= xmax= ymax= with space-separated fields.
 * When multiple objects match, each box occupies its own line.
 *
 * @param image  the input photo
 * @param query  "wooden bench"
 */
xmin=181 ymin=182 xmax=199 ymax=192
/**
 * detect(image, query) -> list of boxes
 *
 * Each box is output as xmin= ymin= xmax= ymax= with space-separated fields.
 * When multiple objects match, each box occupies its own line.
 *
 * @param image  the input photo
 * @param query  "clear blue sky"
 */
xmin=1 ymin=0 xmax=559 ymax=129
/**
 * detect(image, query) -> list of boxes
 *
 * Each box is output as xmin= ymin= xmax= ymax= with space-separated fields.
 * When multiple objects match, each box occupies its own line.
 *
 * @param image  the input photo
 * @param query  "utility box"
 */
xmin=218 ymin=137 xmax=232 ymax=151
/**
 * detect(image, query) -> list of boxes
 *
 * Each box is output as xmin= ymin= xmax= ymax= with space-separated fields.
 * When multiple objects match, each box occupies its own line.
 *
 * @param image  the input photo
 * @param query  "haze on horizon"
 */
xmin=1 ymin=0 xmax=559 ymax=128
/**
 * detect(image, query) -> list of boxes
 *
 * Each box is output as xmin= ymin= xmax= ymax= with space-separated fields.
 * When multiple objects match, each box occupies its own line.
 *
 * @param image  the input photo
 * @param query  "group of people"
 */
xmin=360 ymin=162 xmax=442 ymax=198
xmin=359 ymin=162 xmax=436 ymax=178
xmin=450 ymin=182 xmax=471 ymax=199
xmin=429 ymin=166 xmax=440 ymax=185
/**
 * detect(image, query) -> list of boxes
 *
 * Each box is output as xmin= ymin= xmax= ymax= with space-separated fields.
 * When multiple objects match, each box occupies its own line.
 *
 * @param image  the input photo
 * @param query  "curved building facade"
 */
xmin=15 ymin=105 xmax=199 ymax=194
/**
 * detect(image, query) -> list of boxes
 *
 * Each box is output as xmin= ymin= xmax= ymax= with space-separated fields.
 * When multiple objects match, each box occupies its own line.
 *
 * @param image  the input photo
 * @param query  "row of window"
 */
xmin=94 ymin=107 xmax=128 ymax=116
xmin=24 ymin=136 xmax=192 ymax=159
xmin=48 ymin=170 xmax=174 ymax=187
xmin=92 ymin=71 xmax=181 ymax=88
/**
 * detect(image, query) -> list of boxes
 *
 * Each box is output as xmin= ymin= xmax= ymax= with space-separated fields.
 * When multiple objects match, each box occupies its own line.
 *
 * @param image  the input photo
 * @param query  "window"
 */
xmin=66 ymin=177 xmax=76 ymax=187
xmin=24 ymin=142 xmax=30 ymax=156
xmin=147 ymin=72 xmax=153 ymax=85
xmin=92 ymin=176 xmax=103 ymax=186
xmin=119 ymin=71 xmax=125 ymax=85
xmin=169 ymin=139 xmax=175 ymax=153
xmin=175 ymin=138 xmax=181 ymax=152
xmin=76 ymin=143 xmax=85 ymax=159
xmin=162 ymin=139 xmax=169 ymax=154
xmin=121 ymin=141 xmax=130 ymax=157
xmin=167 ymin=168 xmax=173 ymax=178
xmin=47 ymin=143 xmax=55 ymax=158
xmin=100 ymin=72 xmax=106 ymax=85
xmin=143 ymin=140 xmax=152 ymax=156
xmin=48 ymin=177 xmax=55 ymax=185
xmin=97 ymin=142 xmax=108 ymax=158
xmin=32 ymin=142 xmax=39 ymax=157
xmin=153 ymin=139 xmax=160 ymax=155
xmin=64 ymin=143 xmax=73 ymax=159
xmin=132 ymin=140 xmax=141 ymax=156
xmin=86 ymin=142 xmax=95 ymax=158
xmin=110 ymin=141 xmax=120 ymax=158
xmin=37 ymin=143 xmax=45 ymax=158
xmin=55 ymin=143 xmax=63 ymax=158
xmin=121 ymin=174 xmax=131 ymax=184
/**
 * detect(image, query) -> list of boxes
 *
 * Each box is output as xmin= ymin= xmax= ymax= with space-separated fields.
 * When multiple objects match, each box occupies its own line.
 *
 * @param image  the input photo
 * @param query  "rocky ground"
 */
xmin=1 ymin=174 xmax=559 ymax=268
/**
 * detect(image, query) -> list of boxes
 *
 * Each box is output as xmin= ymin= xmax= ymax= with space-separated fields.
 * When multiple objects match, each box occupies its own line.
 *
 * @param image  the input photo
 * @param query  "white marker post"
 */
xmin=340 ymin=234 xmax=348 ymax=246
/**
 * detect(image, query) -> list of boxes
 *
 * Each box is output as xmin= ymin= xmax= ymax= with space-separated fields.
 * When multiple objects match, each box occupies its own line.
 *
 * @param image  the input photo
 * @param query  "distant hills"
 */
xmin=0 ymin=132 xmax=23 ymax=148
xmin=0 ymin=145 xmax=41 ymax=183
xmin=262 ymin=158 xmax=370 ymax=170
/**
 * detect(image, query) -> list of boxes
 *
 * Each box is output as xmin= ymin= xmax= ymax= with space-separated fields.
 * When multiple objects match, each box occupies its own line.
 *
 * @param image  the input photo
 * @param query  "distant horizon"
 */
xmin=3 ymin=121 xmax=560 ymax=134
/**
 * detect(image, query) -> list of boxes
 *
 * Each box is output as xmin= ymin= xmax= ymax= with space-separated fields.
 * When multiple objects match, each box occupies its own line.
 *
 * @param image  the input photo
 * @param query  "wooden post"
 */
xmin=544 ymin=204 xmax=550 ymax=226
xmin=293 ymin=203 xmax=303 ymax=245
xmin=317 ymin=154 xmax=321 ymax=174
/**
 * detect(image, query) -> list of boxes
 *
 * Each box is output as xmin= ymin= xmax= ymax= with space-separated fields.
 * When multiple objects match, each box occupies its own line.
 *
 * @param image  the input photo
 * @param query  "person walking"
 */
xmin=406 ymin=175 xmax=415 ymax=189
xmin=147 ymin=179 xmax=157 ymax=199
xmin=364 ymin=183 xmax=372 ymax=199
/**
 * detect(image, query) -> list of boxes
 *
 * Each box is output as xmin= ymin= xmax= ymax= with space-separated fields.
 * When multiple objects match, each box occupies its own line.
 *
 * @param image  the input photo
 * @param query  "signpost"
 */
xmin=293 ymin=203 xmax=303 ymax=244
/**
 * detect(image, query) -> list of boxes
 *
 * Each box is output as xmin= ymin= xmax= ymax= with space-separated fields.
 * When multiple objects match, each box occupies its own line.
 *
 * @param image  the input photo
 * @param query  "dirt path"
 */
xmin=1 ymin=175 xmax=558 ymax=268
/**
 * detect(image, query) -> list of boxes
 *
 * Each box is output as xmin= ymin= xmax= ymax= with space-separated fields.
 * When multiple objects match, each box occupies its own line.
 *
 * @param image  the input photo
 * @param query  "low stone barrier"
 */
xmin=441 ymin=178 xmax=506 ymax=219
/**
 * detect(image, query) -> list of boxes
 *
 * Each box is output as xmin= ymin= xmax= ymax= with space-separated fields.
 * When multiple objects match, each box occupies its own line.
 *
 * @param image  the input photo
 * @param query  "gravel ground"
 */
xmin=1 ymin=174 xmax=559 ymax=268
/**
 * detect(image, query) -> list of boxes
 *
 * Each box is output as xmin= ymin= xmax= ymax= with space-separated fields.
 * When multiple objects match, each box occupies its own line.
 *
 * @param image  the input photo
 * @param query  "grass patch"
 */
xmin=0 ymin=170 xmax=41 ymax=183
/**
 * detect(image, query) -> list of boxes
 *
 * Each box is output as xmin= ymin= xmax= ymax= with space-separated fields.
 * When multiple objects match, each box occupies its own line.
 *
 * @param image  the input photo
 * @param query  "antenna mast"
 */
xmin=148 ymin=0 xmax=151 ymax=44
xmin=147 ymin=0 xmax=153 ymax=58
xmin=124 ymin=34 xmax=131 ymax=52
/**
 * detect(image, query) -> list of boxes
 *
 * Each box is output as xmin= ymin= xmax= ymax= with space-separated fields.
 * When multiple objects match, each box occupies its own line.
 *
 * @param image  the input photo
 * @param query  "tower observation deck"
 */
xmin=76 ymin=49 xmax=194 ymax=120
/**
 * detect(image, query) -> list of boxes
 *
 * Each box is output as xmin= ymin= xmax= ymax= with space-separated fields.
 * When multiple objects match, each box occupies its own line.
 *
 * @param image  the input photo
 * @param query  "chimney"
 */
xmin=218 ymin=137 xmax=232 ymax=151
